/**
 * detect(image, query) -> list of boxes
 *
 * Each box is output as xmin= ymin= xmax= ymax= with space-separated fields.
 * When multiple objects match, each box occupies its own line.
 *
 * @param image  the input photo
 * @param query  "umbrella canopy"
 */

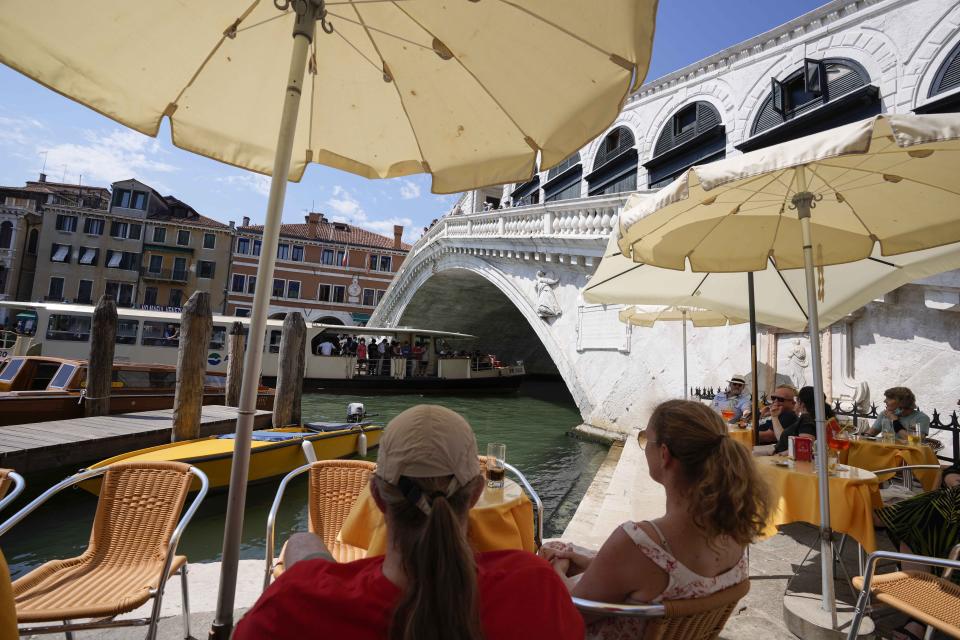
xmin=0 ymin=2 xmax=659 ymax=637
xmin=586 ymin=222 xmax=960 ymax=333
xmin=0 ymin=0 xmax=656 ymax=194
xmin=618 ymin=305 xmax=744 ymax=327
xmin=619 ymin=114 xmax=960 ymax=270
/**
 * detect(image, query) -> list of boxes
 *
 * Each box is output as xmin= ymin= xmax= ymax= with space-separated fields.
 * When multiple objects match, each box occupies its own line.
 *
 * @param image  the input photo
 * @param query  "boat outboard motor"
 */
xmin=347 ymin=402 xmax=366 ymax=423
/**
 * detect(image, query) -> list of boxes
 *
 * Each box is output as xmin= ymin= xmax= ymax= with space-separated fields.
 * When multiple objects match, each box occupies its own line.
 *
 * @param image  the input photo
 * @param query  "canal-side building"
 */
xmin=27 ymin=177 xmax=149 ymax=308
xmin=141 ymin=195 xmax=235 ymax=313
xmin=0 ymin=185 xmax=44 ymax=326
xmin=226 ymin=212 xmax=409 ymax=326
xmin=389 ymin=0 xmax=960 ymax=429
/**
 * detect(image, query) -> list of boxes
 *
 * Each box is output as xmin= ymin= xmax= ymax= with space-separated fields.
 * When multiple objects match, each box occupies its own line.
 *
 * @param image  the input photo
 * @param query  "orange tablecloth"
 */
xmin=839 ymin=438 xmax=941 ymax=491
xmin=757 ymin=457 xmax=882 ymax=551
xmin=729 ymin=428 xmax=754 ymax=448
xmin=339 ymin=479 xmax=535 ymax=556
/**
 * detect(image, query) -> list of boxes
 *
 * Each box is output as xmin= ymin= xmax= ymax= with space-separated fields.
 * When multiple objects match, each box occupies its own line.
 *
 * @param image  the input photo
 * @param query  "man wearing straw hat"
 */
xmin=711 ymin=374 xmax=751 ymax=424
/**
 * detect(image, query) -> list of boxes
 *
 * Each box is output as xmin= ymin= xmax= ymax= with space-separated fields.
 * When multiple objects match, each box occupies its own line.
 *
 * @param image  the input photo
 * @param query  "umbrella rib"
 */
xmin=327 ymin=10 xmax=434 ymax=52
xmin=583 ymin=263 xmax=646 ymax=292
xmin=805 ymin=164 xmax=874 ymax=237
xmin=346 ymin=3 xmax=429 ymax=167
xmin=331 ymin=28 xmax=386 ymax=75
xmin=388 ymin=3 xmax=535 ymax=153
xmin=169 ymin=1 xmax=261 ymax=108
xmin=496 ymin=0 xmax=635 ymax=68
xmin=770 ymin=256 xmax=808 ymax=321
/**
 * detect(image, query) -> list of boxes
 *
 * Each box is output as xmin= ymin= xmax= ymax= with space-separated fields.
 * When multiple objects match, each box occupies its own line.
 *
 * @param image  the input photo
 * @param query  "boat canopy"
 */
xmin=0 ymin=301 xmax=476 ymax=339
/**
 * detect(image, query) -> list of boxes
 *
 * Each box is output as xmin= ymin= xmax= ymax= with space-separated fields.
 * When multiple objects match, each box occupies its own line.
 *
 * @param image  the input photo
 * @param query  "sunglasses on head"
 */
xmin=770 ymin=395 xmax=794 ymax=403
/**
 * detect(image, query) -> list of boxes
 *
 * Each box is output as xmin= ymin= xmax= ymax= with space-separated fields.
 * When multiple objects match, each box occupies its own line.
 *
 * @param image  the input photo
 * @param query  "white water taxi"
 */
xmin=0 ymin=301 xmax=524 ymax=392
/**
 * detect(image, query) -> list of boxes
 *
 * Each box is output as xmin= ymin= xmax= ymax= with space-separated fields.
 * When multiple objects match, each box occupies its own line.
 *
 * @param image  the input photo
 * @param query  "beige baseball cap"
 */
xmin=375 ymin=404 xmax=480 ymax=488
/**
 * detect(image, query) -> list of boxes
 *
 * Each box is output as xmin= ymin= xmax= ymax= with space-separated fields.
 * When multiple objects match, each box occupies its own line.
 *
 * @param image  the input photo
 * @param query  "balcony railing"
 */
xmin=141 ymin=267 xmax=189 ymax=283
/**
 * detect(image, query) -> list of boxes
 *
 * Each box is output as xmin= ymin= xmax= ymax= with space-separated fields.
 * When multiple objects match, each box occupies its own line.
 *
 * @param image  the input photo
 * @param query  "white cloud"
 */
xmin=217 ymin=173 xmax=271 ymax=197
xmin=0 ymin=115 xmax=45 ymax=147
xmin=326 ymin=185 xmax=417 ymax=242
xmin=41 ymin=128 xmax=176 ymax=183
xmin=399 ymin=180 xmax=421 ymax=199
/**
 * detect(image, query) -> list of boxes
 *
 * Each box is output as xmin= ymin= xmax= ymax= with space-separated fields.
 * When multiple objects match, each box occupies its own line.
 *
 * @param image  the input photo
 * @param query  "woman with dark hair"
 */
xmin=755 ymin=385 xmax=833 ymax=455
xmin=236 ymin=404 xmax=583 ymax=640
xmin=541 ymin=400 xmax=771 ymax=638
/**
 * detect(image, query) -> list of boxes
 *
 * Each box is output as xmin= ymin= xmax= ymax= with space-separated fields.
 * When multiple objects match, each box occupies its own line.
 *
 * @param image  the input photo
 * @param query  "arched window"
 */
xmin=510 ymin=175 xmax=540 ymax=207
xmin=741 ymin=58 xmax=879 ymax=151
xmin=0 ymin=222 xmax=12 ymax=249
xmin=645 ymin=102 xmax=726 ymax=189
xmin=916 ymin=39 xmax=960 ymax=114
xmin=27 ymin=228 xmax=39 ymax=254
xmin=586 ymin=126 xmax=637 ymax=196
xmin=543 ymin=153 xmax=582 ymax=202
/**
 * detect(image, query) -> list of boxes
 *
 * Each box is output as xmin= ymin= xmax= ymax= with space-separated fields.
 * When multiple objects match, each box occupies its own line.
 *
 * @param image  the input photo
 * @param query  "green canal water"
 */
xmin=2 ymin=382 xmax=608 ymax=579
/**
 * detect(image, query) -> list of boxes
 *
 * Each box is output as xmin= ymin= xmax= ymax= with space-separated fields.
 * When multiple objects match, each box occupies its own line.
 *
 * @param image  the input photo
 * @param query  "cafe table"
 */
xmin=338 ymin=479 xmax=536 ymax=556
xmin=838 ymin=437 xmax=941 ymax=491
xmin=728 ymin=427 xmax=754 ymax=448
xmin=756 ymin=457 xmax=882 ymax=552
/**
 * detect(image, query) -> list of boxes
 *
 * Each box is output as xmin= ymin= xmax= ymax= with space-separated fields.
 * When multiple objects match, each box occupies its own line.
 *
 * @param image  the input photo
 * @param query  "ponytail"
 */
xmin=649 ymin=400 xmax=771 ymax=546
xmin=375 ymin=474 xmax=485 ymax=640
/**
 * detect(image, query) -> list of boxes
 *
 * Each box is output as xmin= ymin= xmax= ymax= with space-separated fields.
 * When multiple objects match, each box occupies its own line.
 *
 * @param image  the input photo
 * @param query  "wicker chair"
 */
xmin=848 ymin=544 xmax=960 ymax=640
xmin=0 ymin=468 xmax=25 ymax=513
xmin=0 ymin=461 xmax=209 ymax=639
xmin=264 ymin=459 xmax=375 ymax=590
xmin=572 ymin=579 xmax=750 ymax=640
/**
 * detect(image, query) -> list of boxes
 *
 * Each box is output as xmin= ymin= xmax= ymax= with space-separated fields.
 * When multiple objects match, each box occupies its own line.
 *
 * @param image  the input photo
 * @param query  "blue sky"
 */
xmin=0 ymin=1 xmax=827 ymax=242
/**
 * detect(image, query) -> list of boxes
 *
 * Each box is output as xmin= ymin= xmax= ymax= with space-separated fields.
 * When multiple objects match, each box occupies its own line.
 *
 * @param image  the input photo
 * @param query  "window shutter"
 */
xmin=771 ymin=78 xmax=785 ymax=115
xmin=804 ymin=58 xmax=824 ymax=97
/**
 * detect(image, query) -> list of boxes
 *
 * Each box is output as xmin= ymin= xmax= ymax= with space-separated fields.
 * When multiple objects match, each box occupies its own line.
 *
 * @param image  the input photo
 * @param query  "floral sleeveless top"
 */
xmin=585 ymin=521 xmax=748 ymax=640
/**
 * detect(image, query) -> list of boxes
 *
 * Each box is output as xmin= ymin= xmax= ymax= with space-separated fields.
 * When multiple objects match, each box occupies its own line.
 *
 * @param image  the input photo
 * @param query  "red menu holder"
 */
xmin=794 ymin=437 xmax=813 ymax=462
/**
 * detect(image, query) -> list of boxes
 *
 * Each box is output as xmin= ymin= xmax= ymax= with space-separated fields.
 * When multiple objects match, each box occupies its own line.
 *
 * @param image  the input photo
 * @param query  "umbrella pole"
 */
xmin=748 ymin=272 xmax=759 ymax=443
xmin=682 ymin=309 xmax=688 ymax=399
xmin=209 ymin=8 xmax=318 ymax=639
xmin=794 ymin=168 xmax=837 ymax=624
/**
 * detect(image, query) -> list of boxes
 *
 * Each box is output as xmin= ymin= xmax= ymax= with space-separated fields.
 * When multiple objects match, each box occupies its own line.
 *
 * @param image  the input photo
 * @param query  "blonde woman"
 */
xmin=541 ymin=400 xmax=771 ymax=638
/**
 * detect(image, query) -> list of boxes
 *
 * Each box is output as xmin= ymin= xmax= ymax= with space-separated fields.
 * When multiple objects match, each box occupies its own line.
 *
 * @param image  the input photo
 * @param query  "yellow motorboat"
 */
xmin=81 ymin=422 xmax=383 ymax=493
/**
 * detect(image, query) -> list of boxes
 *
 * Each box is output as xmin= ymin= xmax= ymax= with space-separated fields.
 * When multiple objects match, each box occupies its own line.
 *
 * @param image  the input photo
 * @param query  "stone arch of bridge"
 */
xmin=382 ymin=251 xmax=596 ymax=418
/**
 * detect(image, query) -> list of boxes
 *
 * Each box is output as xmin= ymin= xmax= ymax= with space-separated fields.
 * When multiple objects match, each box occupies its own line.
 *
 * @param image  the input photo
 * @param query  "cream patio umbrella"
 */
xmin=616 ymin=113 xmax=960 ymax=626
xmin=0 ymin=2 xmax=658 ymax=636
xmin=618 ymin=305 xmax=745 ymax=400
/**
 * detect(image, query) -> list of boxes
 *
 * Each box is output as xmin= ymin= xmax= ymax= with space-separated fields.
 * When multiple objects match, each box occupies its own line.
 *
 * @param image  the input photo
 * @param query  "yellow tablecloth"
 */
xmin=729 ymin=428 xmax=754 ymax=448
xmin=757 ymin=457 xmax=882 ymax=551
xmin=339 ymin=479 xmax=535 ymax=556
xmin=839 ymin=439 xmax=941 ymax=491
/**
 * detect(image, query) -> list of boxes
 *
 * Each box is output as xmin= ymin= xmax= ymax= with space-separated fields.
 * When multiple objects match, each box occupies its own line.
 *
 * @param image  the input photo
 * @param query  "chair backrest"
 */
xmin=643 ymin=579 xmax=750 ymax=640
xmin=87 ymin=461 xmax=194 ymax=565
xmin=307 ymin=460 xmax=376 ymax=548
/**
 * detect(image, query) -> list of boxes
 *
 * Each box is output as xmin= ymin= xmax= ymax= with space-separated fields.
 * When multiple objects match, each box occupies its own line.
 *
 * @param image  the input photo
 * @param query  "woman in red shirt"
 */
xmin=236 ymin=404 xmax=582 ymax=640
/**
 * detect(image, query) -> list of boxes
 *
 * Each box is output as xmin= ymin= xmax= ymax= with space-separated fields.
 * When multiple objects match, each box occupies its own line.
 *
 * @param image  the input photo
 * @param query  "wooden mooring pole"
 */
xmin=225 ymin=321 xmax=245 ymax=407
xmin=273 ymin=312 xmax=305 ymax=428
xmin=85 ymin=295 xmax=117 ymax=417
xmin=173 ymin=291 xmax=212 ymax=442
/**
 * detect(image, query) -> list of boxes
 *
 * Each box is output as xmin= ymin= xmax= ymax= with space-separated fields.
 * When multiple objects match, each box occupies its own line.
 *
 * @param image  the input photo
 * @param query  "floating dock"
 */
xmin=0 ymin=405 xmax=271 ymax=473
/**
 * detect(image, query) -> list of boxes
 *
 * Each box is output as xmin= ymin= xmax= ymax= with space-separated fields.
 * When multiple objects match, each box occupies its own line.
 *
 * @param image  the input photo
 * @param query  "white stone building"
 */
xmin=447 ymin=0 xmax=960 ymax=421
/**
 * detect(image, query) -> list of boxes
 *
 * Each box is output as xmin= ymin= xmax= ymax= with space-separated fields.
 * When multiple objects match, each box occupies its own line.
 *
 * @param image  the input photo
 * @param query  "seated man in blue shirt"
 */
xmin=711 ymin=375 xmax=751 ymax=424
